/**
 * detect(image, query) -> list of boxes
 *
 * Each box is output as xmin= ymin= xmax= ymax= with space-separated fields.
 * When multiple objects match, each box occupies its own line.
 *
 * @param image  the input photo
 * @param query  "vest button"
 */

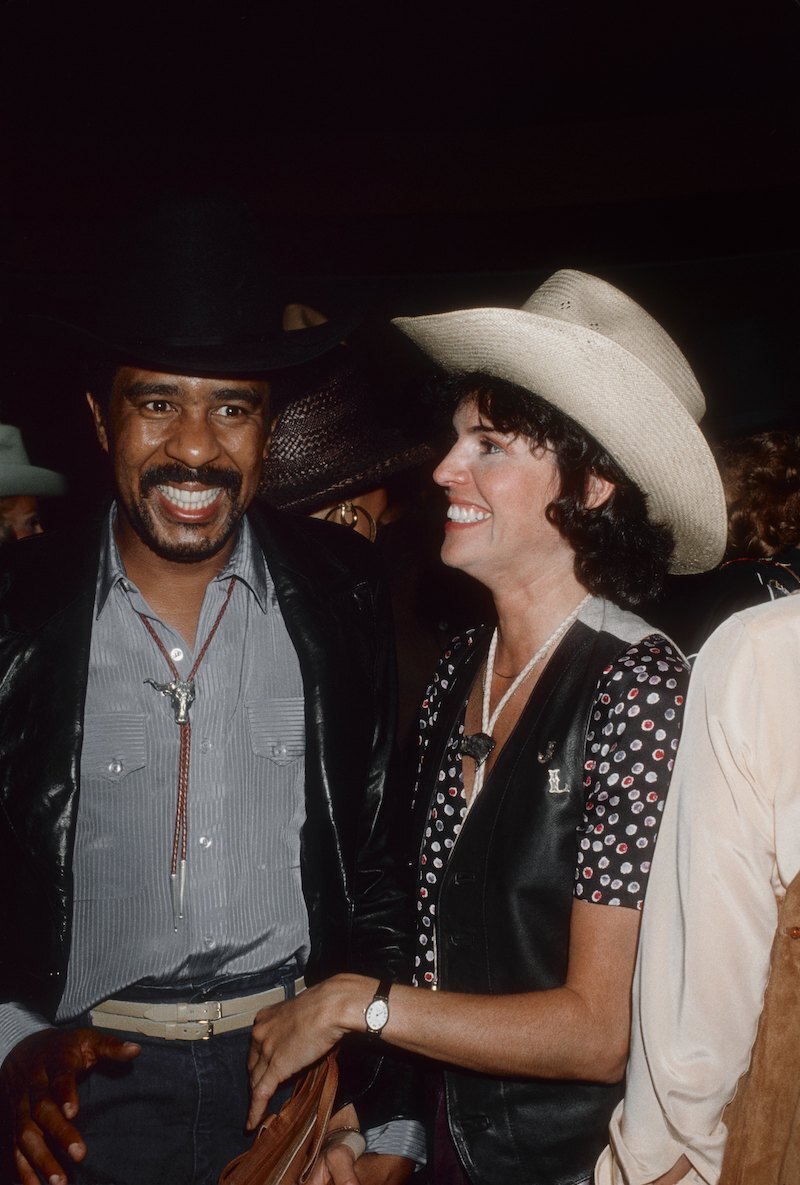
xmin=790 ymin=926 xmax=800 ymax=940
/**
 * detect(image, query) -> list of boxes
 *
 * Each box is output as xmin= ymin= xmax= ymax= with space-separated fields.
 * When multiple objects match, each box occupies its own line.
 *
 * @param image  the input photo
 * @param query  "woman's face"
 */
xmin=433 ymin=398 xmax=575 ymax=589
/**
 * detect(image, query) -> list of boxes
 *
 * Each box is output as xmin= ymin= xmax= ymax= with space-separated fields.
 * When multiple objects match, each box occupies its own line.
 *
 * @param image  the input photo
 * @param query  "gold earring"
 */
xmin=323 ymin=501 xmax=377 ymax=542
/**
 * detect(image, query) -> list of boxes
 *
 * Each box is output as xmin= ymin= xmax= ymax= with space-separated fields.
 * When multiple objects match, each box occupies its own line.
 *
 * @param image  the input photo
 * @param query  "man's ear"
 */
xmin=86 ymin=392 xmax=109 ymax=453
xmin=585 ymin=471 xmax=615 ymax=510
xmin=263 ymin=411 xmax=280 ymax=460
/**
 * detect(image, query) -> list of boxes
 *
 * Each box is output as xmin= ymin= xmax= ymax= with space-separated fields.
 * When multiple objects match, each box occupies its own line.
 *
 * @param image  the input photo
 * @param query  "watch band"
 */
xmin=364 ymin=978 xmax=392 ymax=1037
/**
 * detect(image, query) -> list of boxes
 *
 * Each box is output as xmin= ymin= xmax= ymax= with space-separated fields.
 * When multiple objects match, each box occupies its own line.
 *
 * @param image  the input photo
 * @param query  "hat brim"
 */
xmin=25 ymin=309 xmax=363 ymax=376
xmin=393 ymin=307 xmax=727 ymax=575
xmin=0 ymin=464 xmax=66 ymax=497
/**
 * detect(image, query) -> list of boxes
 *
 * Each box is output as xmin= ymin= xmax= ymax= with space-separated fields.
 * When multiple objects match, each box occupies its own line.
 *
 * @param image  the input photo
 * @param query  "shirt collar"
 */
xmin=95 ymin=505 xmax=272 ymax=618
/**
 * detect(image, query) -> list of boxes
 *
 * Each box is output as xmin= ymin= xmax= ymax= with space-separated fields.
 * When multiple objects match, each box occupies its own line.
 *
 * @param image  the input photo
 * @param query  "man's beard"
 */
xmin=124 ymin=463 xmax=245 ymax=564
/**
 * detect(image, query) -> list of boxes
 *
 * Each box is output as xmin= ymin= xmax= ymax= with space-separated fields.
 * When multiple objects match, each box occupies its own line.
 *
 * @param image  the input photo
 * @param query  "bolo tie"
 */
xmin=458 ymin=594 xmax=589 ymax=808
xmin=139 ymin=576 xmax=237 ymax=929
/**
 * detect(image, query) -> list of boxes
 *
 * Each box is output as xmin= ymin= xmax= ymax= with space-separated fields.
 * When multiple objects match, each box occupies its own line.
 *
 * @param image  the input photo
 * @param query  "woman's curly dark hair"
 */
xmin=435 ymin=373 xmax=674 ymax=608
xmin=717 ymin=430 xmax=800 ymax=558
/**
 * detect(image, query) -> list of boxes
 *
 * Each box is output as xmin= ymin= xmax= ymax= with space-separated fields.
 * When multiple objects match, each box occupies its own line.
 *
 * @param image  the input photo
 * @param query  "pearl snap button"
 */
xmin=170 ymin=647 xmax=184 ymax=662
xmin=108 ymin=757 xmax=124 ymax=775
xmin=198 ymin=835 xmax=212 ymax=849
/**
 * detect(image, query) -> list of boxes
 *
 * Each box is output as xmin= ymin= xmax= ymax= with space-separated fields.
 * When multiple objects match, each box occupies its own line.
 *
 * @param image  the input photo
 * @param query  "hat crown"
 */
xmin=0 ymin=425 xmax=30 ymax=466
xmin=261 ymin=351 xmax=432 ymax=512
xmin=523 ymin=270 xmax=705 ymax=423
xmin=95 ymin=190 xmax=283 ymax=347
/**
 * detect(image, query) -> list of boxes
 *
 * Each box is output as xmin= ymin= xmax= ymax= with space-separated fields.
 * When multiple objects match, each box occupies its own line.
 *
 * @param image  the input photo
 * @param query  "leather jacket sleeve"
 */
xmin=251 ymin=508 xmax=419 ymax=1128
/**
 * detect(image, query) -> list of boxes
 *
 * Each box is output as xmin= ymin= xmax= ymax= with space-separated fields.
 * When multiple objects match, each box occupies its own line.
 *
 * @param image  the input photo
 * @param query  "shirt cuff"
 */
xmin=0 ymin=1002 xmax=53 ymax=1068
xmin=363 ymin=1118 xmax=426 ymax=1167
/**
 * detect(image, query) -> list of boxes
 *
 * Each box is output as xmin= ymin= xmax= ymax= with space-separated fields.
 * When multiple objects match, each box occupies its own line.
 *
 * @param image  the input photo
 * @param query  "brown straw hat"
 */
xmin=261 ymin=349 xmax=433 ymax=513
xmin=393 ymin=270 xmax=727 ymax=574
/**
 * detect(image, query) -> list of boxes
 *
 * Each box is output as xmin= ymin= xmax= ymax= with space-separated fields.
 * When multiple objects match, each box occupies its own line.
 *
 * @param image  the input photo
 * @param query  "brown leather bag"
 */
xmin=219 ymin=1050 xmax=339 ymax=1185
xmin=719 ymin=873 xmax=800 ymax=1185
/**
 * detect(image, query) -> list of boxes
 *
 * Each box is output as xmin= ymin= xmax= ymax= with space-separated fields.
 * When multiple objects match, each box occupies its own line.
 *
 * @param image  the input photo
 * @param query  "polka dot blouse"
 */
xmin=575 ymin=636 xmax=688 ymax=908
xmin=413 ymin=630 xmax=689 ymax=987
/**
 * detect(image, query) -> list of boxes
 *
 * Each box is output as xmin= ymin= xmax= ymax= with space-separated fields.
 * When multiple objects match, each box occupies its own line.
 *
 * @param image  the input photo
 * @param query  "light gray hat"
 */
xmin=393 ymin=269 xmax=727 ymax=575
xmin=0 ymin=424 xmax=66 ymax=497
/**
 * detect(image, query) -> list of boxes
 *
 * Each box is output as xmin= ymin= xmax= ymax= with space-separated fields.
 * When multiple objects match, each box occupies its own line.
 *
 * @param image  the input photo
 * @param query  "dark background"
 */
xmin=1 ymin=0 xmax=799 ymax=518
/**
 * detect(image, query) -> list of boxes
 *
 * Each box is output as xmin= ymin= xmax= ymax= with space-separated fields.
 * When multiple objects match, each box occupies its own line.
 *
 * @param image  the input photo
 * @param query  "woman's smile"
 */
xmin=445 ymin=501 xmax=492 ymax=525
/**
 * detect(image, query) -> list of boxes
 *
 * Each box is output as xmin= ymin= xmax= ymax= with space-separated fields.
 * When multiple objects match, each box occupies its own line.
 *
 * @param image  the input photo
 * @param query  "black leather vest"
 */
xmin=413 ymin=619 xmax=634 ymax=1185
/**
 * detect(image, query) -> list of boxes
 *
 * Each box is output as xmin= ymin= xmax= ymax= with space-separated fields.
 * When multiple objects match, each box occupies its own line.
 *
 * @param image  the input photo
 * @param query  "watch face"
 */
xmin=365 ymin=997 xmax=389 ymax=1033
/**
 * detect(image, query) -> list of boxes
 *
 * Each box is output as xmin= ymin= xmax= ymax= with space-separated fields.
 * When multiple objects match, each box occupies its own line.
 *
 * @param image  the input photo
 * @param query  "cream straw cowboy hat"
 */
xmin=393 ymin=269 xmax=727 ymax=574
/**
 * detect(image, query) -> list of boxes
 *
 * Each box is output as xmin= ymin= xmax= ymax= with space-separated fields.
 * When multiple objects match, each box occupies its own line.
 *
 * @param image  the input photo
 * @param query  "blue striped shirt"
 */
xmin=0 ymin=509 xmax=424 ymax=1163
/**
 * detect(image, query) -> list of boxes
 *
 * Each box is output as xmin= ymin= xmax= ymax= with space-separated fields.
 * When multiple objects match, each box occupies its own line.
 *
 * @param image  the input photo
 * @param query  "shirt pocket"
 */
xmin=80 ymin=713 xmax=148 ymax=784
xmin=76 ymin=713 xmax=149 ymax=899
xmin=246 ymin=697 xmax=305 ymax=765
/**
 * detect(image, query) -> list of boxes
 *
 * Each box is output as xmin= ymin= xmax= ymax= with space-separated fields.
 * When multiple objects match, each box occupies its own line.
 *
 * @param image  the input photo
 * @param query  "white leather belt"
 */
xmin=89 ymin=976 xmax=306 ymax=1041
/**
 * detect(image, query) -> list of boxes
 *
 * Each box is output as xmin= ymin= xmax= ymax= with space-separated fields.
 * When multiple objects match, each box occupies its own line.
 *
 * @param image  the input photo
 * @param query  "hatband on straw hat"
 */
xmin=393 ymin=269 xmax=726 ymax=574
xmin=0 ymin=425 xmax=66 ymax=497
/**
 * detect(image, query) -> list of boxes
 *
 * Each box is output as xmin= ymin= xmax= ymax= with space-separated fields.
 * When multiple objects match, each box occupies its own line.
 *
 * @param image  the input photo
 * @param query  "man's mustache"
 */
xmin=139 ymin=464 xmax=242 ymax=497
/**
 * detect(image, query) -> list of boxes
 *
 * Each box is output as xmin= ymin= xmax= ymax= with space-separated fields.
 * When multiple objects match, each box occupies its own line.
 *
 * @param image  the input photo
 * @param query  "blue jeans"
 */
xmin=66 ymin=968 xmax=298 ymax=1185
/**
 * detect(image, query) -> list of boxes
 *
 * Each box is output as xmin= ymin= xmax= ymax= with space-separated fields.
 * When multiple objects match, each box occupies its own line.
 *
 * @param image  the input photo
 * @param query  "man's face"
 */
xmin=0 ymin=495 xmax=43 ymax=540
xmin=88 ymin=367 xmax=271 ymax=564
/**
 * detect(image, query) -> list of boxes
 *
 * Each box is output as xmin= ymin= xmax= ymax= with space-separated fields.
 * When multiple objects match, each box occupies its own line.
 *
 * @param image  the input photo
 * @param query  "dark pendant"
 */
xmin=145 ymin=677 xmax=196 ymax=725
xmin=459 ymin=732 xmax=496 ymax=768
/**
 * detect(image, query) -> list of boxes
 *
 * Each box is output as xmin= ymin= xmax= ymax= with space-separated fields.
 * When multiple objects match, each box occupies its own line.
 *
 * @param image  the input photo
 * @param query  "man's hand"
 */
xmin=1 ymin=1026 xmax=140 ymax=1185
xmin=247 ymin=979 xmax=356 ymax=1129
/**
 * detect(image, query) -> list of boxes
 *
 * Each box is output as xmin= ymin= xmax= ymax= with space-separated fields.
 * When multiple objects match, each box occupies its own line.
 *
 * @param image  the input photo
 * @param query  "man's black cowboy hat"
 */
xmin=26 ymin=190 xmax=359 ymax=375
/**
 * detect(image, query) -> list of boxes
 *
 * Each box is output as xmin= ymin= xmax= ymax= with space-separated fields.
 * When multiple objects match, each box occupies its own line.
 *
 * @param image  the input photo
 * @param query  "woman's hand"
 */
xmin=649 ymin=1156 xmax=692 ymax=1184
xmin=246 ymin=975 xmax=372 ymax=1128
xmin=307 ymin=1151 xmax=414 ymax=1185
xmin=282 ymin=1101 xmax=414 ymax=1185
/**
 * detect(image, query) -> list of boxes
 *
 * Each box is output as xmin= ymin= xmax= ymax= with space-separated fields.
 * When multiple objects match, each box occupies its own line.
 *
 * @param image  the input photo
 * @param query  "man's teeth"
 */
xmin=158 ymin=485 xmax=222 ymax=509
xmin=447 ymin=504 xmax=491 ymax=523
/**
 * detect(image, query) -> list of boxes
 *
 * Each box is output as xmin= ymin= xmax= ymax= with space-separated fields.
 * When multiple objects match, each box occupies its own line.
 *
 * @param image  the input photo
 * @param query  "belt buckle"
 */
xmin=202 ymin=1002 xmax=223 ymax=1039
xmin=174 ymin=1018 xmax=214 ymax=1040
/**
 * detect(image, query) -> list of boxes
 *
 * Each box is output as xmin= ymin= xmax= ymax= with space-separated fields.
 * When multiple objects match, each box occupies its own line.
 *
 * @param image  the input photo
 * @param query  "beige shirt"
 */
xmin=595 ymin=594 xmax=800 ymax=1185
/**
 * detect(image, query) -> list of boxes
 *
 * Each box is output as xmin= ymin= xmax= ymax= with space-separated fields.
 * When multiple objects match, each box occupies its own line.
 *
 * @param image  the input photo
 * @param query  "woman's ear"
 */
xmin=585 ymin=471 xmax=615 ymax=510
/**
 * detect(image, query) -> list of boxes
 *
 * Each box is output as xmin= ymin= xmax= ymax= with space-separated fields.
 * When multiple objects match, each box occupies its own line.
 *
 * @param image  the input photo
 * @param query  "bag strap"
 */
xmin=299 ymin=1049 xmax=340 ymax=1182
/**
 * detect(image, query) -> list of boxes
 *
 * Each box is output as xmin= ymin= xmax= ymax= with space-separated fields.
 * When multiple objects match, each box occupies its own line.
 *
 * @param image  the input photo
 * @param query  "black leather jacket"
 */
xmin=0 ymin=505 xmax=414 ymax=1124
